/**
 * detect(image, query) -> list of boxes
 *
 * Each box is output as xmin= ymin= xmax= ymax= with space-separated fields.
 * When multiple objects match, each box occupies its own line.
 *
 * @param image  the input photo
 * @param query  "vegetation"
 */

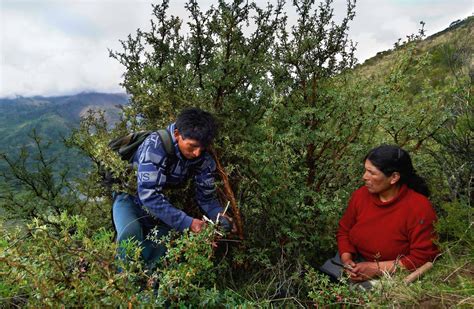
xmin=1 ymin=1 xmax=472 ymax=307
xmin=0 ymin=93 xmax=126 ymax=177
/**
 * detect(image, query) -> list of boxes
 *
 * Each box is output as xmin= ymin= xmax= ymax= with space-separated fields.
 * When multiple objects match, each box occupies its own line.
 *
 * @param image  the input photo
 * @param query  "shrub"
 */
xmin=0 ymin=213 xmax=144 ymax=307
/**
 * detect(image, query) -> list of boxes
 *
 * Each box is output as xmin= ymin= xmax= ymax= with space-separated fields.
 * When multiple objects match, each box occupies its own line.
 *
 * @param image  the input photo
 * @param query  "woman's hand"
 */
xmin=340 ymin=252 xmax=358 ymax=277
xmin=348 ymin=262 xmax=381 ymax=282
xmin=348 ymin=260 xmax=397 ymax=282
xmin=340 ymin=252 xmax=356 ymax=268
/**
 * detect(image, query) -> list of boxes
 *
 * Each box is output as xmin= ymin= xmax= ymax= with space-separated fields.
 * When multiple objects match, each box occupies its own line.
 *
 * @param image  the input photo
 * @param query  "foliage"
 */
xmin=0 ymin=213 xmax=251 ymax=307
xmin=305 ymin=268 xmax=371 ymax=306
xmin=0 ymin=129 xmax=113 ymax=231
xmin=429 ymin=33 xmax=473 ymax=202
xmin=436 ymin=200 xmax=473 ymax=253
xmin=0 ymin=214 xmax=142 ymax=307
xmin=0 ymin=130 xmax=83 ymax=223
xmin=150 ymin=225 xmax=250 ymax=306
xmin=67 ymin=110 xmax=136 ymax=197
xmin=1 ymin=0 xmax=472 ymax=307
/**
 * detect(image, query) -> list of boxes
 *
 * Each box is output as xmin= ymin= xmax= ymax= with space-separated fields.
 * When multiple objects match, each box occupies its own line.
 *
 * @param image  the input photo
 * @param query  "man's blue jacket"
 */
xmin=132 ymin=123 xmax=223 ymax=231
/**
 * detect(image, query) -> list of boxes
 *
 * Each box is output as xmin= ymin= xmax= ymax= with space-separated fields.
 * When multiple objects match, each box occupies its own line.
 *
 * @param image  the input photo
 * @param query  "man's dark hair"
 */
xmin=175 ymin=108 xmax=218 ymax=147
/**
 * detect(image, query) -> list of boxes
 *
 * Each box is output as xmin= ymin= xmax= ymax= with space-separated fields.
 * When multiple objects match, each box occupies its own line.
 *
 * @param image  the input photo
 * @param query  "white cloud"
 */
xmin=349 ymin=0 xmax=473 ymax=61
xmin=0 ymin=0 xmax=153 ymax=97
xmin=0 ymin=0 xmax=472 ymax=97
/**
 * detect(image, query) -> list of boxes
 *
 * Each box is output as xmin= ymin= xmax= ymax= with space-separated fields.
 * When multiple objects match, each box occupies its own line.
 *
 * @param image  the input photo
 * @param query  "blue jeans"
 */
xmin=112 ymin=193 xmax=171 ymax=270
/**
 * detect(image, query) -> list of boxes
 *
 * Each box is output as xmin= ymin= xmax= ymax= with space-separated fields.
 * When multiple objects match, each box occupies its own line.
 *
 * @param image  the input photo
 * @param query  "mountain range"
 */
xmin=0 ymin=92 xmax=127 ymax=152
xmin=0 ymin=92 xmax=128 ymax=176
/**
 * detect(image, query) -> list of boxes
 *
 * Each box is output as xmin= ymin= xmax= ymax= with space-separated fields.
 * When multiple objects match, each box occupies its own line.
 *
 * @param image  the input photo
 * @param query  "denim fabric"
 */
xmin=113 ymin=192 xmax=171 ymax=270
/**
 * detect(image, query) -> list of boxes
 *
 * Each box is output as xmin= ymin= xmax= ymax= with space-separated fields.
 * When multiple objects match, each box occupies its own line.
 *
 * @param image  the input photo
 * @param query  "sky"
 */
xmin=0 ymin=0 xmax=472 ymax=98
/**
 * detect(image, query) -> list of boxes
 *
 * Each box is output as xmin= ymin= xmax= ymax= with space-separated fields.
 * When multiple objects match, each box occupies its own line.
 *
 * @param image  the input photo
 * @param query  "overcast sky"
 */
xmin=0 ymin=0 xmax=472 ymax=98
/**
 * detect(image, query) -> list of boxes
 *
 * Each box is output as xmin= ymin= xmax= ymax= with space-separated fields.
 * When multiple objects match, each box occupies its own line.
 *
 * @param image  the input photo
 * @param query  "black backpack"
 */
xmin=108 ymin=129 xmax=174 ymax=162
xmin=102 ymin=129 xmax=175 ymax=189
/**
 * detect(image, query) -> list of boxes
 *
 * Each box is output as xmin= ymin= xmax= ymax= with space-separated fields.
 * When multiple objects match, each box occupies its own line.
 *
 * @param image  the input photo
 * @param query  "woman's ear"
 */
xmin=390 ymin=172 xmax=401 ymax=185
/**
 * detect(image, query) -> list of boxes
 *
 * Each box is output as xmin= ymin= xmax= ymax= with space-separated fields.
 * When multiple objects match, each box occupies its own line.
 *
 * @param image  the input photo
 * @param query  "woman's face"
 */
xmin=362 ymin=159 xmax=399 ymax=194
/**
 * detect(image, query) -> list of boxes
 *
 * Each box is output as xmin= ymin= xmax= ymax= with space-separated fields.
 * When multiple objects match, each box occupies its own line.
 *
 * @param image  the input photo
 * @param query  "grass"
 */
xmin=366 ymin=248 xmax=474 ymax=308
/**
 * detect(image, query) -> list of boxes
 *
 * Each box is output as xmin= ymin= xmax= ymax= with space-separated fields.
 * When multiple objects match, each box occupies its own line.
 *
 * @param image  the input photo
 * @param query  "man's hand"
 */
xmin=218 ymin=213 xmax=237 ymax=233
xmin=190 ymin=218 xmax=205 ymax=233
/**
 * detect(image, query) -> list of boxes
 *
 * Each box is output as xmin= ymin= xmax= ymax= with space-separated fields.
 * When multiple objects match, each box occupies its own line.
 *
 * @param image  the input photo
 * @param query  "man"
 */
xmin=112 ymin=107 xmax=232 ymax=269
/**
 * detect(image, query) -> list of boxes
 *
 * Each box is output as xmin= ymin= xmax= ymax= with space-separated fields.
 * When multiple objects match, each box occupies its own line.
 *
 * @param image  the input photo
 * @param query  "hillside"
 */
xmin=0 ymin=92 xmax=128 ymax=174
xmin=0 ymin=92 xmax=127 ymax=148
xmin=356 ymin=16 xmax=473 ymax=77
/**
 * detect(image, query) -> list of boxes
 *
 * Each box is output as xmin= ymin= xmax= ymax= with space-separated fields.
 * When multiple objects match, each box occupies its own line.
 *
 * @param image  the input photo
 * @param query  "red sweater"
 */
xmin=337 ymin=185 xmax=439 ymax=270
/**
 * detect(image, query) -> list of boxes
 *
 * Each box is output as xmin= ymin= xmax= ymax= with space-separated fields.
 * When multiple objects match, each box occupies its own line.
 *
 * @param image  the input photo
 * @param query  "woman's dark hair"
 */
xmin=175 ymin=107 xmax=218 ymax=147
xmin=365 ymin=145 xmax=430 ymax=197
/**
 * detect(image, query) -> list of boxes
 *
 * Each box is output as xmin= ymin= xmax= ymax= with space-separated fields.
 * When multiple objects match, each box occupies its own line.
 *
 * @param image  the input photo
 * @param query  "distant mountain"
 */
xmin=0 ymin=92 xmax=128 ymax=175
xmin=0 ymin=92 xmax=128 ymax=151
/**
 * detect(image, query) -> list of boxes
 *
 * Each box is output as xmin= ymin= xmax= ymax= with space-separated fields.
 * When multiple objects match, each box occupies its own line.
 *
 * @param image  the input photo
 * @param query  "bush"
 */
xmin=152 ymin=225 xmax=250 ymax=306
xmin=0 ymin=214 xmax=143 ymax=307
xmin=0 ymin=213 xmax=251 ymax=307
xmin=305 ymin=268 xmax=371 ymax=306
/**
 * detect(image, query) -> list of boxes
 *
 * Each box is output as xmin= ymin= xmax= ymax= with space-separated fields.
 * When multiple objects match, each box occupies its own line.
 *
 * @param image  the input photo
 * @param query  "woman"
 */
xmin=335 ymin=145 xmax=439 ymax=283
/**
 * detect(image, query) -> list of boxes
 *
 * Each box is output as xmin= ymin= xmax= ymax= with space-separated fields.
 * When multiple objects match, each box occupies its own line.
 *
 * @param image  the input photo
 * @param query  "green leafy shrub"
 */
xmin=305 ymin=268 xmax=371 ymax=306
xmin=0 ymin=213 xmax=252 ymax=307
xmin=0 ymin=213 xmax=145 ymax=307
xmin=436 ymin=200 xmax=473 ymax=253
xmin=150 ymin=225 xmax=250 ymax=306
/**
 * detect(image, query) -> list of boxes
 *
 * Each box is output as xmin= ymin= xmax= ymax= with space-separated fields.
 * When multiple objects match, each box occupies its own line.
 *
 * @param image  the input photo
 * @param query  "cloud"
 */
xmin=0 ymin=0 xmax=472 ymax=97
xmin=0 ymin=0 xmax=153 ymax=97
xmin=348 ymin=0 xmax=473 ymax=61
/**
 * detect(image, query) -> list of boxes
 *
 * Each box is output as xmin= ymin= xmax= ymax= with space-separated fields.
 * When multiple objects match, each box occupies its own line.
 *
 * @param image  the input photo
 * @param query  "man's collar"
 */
xmin=167 ymin=122 xmax=184 ymax=160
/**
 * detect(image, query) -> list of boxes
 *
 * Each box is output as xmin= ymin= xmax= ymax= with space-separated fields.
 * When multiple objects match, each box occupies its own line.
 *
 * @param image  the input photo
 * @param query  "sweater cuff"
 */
xmin=399 ymin=256 xmax=421 ymax=271
xmin=178 ymin=215 xmax=194 ymax=232
xmin=338 ymin=243 xmax=357 ymax=256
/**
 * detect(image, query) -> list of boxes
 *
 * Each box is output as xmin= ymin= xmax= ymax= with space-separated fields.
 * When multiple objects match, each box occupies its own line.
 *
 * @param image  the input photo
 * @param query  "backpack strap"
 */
xmin=157 ymin=129 xmax=177 ymax=177
xmin=157 ymin=129 xmax=175 ymax=157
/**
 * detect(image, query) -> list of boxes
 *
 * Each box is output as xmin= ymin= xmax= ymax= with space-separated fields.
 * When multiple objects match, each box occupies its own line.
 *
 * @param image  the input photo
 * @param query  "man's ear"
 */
xmin=174 ymin=129 xmax=180 ymax=140
xmin=390 ymin=172 xmax=401 ymax=185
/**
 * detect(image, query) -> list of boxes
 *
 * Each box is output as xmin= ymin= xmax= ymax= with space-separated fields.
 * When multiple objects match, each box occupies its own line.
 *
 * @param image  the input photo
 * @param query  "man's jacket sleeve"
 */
xmin=194 ymin=154 xmax=223 ymax=220
xmin=136 ymin=140 xmax=193 ymax=232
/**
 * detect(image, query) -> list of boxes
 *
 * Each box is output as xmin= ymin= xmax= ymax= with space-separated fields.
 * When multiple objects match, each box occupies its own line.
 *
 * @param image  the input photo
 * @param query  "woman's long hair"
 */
xmin=365 ymin=145 xmax=430 ymax=197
